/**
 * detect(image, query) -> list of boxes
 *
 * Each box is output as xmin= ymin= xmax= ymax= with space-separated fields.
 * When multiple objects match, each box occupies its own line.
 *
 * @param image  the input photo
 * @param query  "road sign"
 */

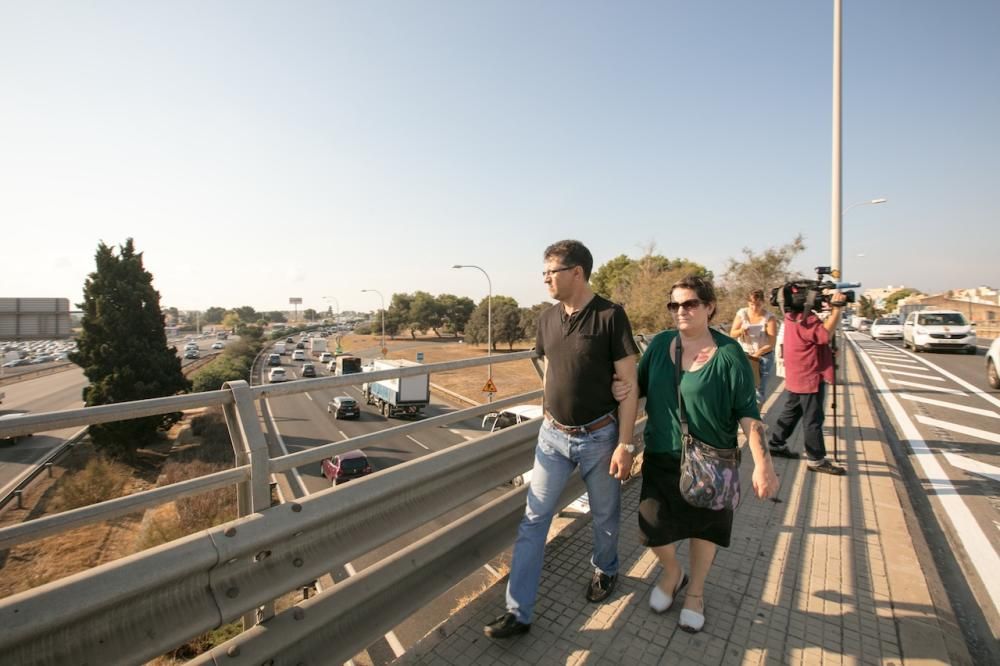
xmin=381 ymin=347 xmax=388 ymax=356
xmin=416 ymin=352 xmax=424 ymax=362
xmin=482 ymin=378 xmax=497 ymax=394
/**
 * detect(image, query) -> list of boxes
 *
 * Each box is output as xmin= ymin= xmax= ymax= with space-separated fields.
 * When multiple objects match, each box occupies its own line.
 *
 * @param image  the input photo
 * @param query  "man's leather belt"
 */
xmin=545 ymin=412 xmax=616 ymax=434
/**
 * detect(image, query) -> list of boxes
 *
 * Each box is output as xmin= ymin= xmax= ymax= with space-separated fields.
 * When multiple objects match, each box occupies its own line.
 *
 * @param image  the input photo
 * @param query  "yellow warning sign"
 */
xmin=482 ymin=378 xmax=498 ymax=394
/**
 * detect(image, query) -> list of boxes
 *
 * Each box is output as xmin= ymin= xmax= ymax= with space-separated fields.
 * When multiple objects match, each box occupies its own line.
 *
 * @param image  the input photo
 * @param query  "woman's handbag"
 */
xmin=675 ymin=337 xmax=742 ymax=511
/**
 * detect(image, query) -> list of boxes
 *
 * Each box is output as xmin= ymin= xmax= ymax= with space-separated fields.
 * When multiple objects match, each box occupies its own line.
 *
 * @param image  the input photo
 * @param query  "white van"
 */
xmin=481 ymin=404 xmax=543 ymax=432
xmin=902 ymin=310 xmax=976 ymax=354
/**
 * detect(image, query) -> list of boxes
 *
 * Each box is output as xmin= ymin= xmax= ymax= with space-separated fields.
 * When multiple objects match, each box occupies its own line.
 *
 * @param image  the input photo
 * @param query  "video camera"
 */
xmin=769 ymin=266 xmax=858 ymax=313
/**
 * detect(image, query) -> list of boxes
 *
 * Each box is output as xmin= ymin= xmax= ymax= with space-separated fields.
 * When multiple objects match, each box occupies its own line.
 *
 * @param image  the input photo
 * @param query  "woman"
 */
xmin=729 ymin=289 xmax=778 ymax=406
xmin=631 ymin=275 xmax=778 ymax=633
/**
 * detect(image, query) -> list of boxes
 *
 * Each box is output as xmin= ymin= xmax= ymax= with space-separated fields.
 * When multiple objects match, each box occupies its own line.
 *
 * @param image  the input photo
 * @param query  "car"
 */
xmin=268 ymin=367 xmax=288 ymax=383
xmin=856 ymin=319 xmax=873 ymax=334
xmin=987 ymin=337 xmax=1000 ymax=389
xmin=184 ymin=342 xmax=199 ymax=351
xmin=869 ymin=318 xmax=903 ymax=340
xmin=1 ymin=358 xmax=29 ymax=368
xmin=319 ymin=352 xmax=334 ymax=364
xmin=481 ymin=405 xmax=543 ymax=433
xmin=0 ymin=411 xmax=33 ymax=446
xmin=903 ymin=310 xmax=977 ymax=354
xmin=295 ymin=342 xmax=306 ymax=350
xmin=301 ymin=363 xmax=316 ymax=378
xmin=267 ymin=353 xmax=282 ymax=366
xmin=321 ymin=449 xmax=372 ymax=485
xmin=327 ymin=396 xmax=360 ymax=419
xmin=184 ymin=349 xmax=200 ymax=359
xmin=286 ymin=337 xmax=294 ymax=343
xmin=211 ymin=341 xmax=224 ymax=350
xmin=30 ymin=355 xmax=56 ymax=364
xmin=292 ymin=350 xmax=306 ymax=361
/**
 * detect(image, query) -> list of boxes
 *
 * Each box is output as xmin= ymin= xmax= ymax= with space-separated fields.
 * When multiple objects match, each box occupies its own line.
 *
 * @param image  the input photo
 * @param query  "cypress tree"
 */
xmin=70 ymin=239 xmax=191 ymax=459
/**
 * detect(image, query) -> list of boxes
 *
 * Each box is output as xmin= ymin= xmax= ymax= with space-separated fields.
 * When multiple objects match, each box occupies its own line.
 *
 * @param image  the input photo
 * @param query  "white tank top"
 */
xmin=736 ymin=308 xmax=776 ymax=355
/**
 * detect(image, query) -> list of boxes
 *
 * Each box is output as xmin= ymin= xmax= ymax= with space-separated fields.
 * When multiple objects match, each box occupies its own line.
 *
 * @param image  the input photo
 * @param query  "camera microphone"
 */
xmin=829 ymin=281 xmax=861 ymax=290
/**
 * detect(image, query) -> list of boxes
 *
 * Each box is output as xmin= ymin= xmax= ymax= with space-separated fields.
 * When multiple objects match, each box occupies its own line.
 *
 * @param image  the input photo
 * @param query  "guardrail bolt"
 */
xmin=45 ymin=462 xmax=54 ymax=478
xmin=254 ymin=550 xmax=271 ymax=562
xmin=292 ymin=557 xmax=304 ymax=568
xmin=293 ymin=607 xmax=305 ymax=621
xmin=226 ymin=587 xmax=240 ymax=599
xmin=14 ymin=490 xmax=23 ymax=509
xmin=226 ymin=645 xmax=240 ymax=658
xmin=290 ymin=502 xmax=302 ymax=513
xmin=224 ymin=527 xmax=237 ymax=537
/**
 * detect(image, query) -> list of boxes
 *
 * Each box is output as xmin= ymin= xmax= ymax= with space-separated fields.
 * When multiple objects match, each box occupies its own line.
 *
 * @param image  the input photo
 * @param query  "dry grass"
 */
xmin=450 ymin=558 xmax=511 ymax=615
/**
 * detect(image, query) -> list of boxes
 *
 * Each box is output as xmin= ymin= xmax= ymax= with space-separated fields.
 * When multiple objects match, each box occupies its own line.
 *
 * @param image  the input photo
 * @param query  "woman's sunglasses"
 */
xmin=667 ymin=299 xmax=703 ymax=313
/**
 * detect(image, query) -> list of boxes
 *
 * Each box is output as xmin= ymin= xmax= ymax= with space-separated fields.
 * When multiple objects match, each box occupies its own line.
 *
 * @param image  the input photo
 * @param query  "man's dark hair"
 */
xmin=544 ymin=240 xmax=594 ymax=280
xmin=671 ymin=274 xmax=718 ymax=321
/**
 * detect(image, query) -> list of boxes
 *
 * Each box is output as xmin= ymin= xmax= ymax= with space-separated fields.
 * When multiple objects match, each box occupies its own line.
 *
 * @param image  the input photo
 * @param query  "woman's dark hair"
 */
xmin=749 ymin=289 xmax=765 ymax=302
xmin=543 ymin=239 xmax=594 ymax=280
xmin=670 ymin=274 xmax=718 ymax=321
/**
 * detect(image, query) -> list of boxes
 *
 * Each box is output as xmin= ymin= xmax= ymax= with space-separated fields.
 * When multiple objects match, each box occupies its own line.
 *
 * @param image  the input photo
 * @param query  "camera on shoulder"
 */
xmin=769 ymin=267 xmax=858 ymax=314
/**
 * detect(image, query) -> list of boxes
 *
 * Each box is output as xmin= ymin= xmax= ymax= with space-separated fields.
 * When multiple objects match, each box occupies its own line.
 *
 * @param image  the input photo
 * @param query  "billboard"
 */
xmin=0 ymin=298 xmax=73 ymax=340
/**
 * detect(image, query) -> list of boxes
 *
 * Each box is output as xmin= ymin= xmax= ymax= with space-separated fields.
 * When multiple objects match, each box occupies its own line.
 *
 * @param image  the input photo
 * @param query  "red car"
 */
xmin=321 ymin=449 xmax=373 ymax=485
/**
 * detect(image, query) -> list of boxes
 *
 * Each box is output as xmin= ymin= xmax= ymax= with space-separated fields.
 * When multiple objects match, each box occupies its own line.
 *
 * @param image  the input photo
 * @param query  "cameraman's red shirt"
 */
xmin=782 ymin=312 xmax=834 ymax=394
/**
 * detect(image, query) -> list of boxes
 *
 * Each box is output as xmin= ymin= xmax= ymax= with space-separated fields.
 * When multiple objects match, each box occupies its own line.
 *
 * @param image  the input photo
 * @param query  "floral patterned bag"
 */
xmin=675 ymin=337 xmax=742 ymax=511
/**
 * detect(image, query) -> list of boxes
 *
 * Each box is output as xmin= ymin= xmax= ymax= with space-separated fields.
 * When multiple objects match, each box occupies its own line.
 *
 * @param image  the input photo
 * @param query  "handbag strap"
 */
xmin=674 ymin=335 xmax=689 ymax=438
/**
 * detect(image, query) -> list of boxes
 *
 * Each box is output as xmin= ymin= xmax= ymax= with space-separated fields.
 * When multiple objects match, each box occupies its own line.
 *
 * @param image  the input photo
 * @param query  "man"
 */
xmin=767 ymin=290 xmax=847 ymax=475
xmin=484 ymin=239 xmax=640 ymax=639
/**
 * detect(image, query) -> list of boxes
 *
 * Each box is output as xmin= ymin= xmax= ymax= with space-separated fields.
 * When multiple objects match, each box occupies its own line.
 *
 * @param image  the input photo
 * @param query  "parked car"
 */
xmin=903 ymin=310 xmax=977 ymax=354
xmin=211 ymin=341 xmax=224 ymax=350
xmin=301 ymin=363 xmax=316 ymax=378
xmin=987 ymin=337 xmax=1000 ymax=389
xmin=327 ymin=396 xmax=360 ymax=419
xmin=869 ymin=318 xmax=903 ymax=340
xmin=292 ymin=350 xmax=306 ymax=362
xmin=321 ymin=449 xmax=373 ymax=485
xmin=184 ymin=349 xmax=200 ymax=359
xmin=267 ymin=353 xmax=282 ymax=366
xmin=319 ymin=352 xmax=334 ymax=364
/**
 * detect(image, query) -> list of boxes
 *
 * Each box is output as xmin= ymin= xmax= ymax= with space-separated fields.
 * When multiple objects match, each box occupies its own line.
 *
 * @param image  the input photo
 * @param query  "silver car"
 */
xmin=987 ymin=337 xmax=1000 ymax=389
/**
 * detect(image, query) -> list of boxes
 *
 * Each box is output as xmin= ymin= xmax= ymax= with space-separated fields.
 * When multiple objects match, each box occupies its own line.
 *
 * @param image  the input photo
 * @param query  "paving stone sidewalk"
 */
xmin=401 ymin=351 xmax=970 ymax=665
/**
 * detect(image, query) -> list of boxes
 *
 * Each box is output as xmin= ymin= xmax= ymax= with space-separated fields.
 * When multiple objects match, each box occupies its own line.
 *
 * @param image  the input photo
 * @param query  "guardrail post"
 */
xmin=14 ymin=490 xmax=23 ymax=509
xmin=45 ymin=462 xmax=53 ymax=478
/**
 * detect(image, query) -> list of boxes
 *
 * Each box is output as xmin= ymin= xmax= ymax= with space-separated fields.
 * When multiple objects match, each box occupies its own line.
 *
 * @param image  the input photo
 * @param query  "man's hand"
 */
xmin=752 ymin=461 xmax=780 ymax=499
xmin=611 ymin=373 xmax=632 ymax=402
xmin=609 ymin=445 xmax=633 ymax=481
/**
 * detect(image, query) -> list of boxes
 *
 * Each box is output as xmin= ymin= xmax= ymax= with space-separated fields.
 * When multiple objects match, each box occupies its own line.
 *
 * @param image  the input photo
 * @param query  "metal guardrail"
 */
xmin=0 ymin=361 xmax=76 ymax=387
xmin=0 ymin=349 xmax=553 ymax=664
xmin=0 ymin=426 xmax=88 ymax=512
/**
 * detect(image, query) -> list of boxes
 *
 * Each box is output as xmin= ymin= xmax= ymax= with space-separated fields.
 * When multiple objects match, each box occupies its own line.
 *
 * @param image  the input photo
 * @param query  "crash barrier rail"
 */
xmin=0 ymin=361 xmax=76 ymax=387
xmin=0 ymin=427 xmax=88 ymax=512
xmin=0 ymin=349 xmax=569 ymax=663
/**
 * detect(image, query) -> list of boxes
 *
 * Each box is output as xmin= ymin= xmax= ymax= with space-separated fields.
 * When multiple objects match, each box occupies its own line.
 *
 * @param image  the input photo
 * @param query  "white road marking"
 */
xmin=888 ymin=379 xmax=965 ymax=396
xmin=263 ymin=398 xmax=308 ymax=492
xmin=915 ymin=415 xmax=1000 ymax=445
xmin=943 ymin=452 xmax=1000 ymax=484
xmin=338 ymin=430 xmax=349 ymax=441
xmin=851 ymin=336 xmax=1000 ymax=615
xmin=305 ymin=392 xmax=313 ymax=402
xmin=449 ymin=428 xmax=474 ymax=440
xmin=406 ymin=434 xmax=430 ymax=450
xmin=882 ymin=369 xmax=944 ymax=381
xmin=483 ymin=563 xmax=500 ymax=577
xmin=341 ymin=561 xmax=405 ymax=656
xmin=876 ymin=360 xmax=924 ymax=369
xmin=896 ymin=349 xmax=1000 ymax=411
xmin=898 ymin=393 xmax=1000 ymax=419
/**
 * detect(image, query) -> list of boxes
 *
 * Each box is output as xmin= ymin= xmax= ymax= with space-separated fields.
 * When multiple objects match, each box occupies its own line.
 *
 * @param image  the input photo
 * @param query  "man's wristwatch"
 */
xmin=619 ymin=442 xmax=641 ymax=455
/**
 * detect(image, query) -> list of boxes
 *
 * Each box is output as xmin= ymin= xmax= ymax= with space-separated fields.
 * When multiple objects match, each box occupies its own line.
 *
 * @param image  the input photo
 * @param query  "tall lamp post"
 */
xmin=323 ymin=296 xmax=339 ymax=321
xmin=452 ymin=264 xmax=493 ymax=400
xmin=361 ymin=289 xmax=386 ymax=357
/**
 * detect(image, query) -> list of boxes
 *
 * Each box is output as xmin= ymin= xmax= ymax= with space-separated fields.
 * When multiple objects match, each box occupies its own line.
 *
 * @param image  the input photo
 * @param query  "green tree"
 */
xmin=591 ymin=254 xmax=636 ymax=302
xmin=718 ymin=235 xmax=807 ymax=325
xmin=519 ymin=303 xmax=551 ymax=345
xmin=260 ymin=310 xmax=288 ymax=323
xmin=222 ymin=312 xmax=241 ymax=331
xmin=883 ymin=288 xmax=922 ymax=313
xmin=857 ymin=295 xmax=880 ymax=319
xmin=385 ymin=293 xmax=412 ymax=339
xmin=202 ymin=306 xmax=227 ymax=325
xmin=70 ymin=239 xmax=190 ymax=459
xmin=465 ymin=296 xmax=522 ymax=350
xmin=303 ymin=308 xmax=319 ymax=322
xmin=408 ymin=291 xmax=442 ymax=338
xmin=234 ymin=306 xmax=257 ymax=322
xmin=436 ymin=294 xmax=475 ymax=335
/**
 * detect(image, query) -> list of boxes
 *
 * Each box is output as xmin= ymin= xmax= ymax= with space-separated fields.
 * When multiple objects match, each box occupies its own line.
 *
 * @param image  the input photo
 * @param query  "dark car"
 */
xmin=327 ymin=396 xmax=360 ymax=419
xmin=286 ymin=337 xmax=294 ymax=343
xmin=267 ymin=353 xmax=282 ymax=367
xmin=321 ymin=449 xmax=373 ymax=485
xmin=301 ymin=363 xmax=316 ymax=378
xmin=295 ymin=342 xmax=306 ymax=350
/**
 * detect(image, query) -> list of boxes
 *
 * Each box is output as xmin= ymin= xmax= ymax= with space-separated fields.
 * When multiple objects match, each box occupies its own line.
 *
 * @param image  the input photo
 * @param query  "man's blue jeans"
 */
xmin=505 ymin=416 xmax=621 ymax=624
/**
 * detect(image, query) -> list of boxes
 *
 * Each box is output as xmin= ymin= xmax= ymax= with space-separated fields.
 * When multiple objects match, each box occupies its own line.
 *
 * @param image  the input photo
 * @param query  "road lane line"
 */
xmin=876 ymin=360 xmax=923 ymax=369
xmin=483 ymin=563 xmax=500 ymax=577
xmin=898 ymin=393 xmax=1000 ymax=418
xmin=449 ymin=428 xmax=474 ymax=440
xmin=943 ymin=452 xmax=1000 ymax=484
xmin=338 ymin=430 xmax=349 ymax=440
xmin=915 ymin=415 xmax=1000 ymax=445
xmin=406 ymin=434 xmax=430 ymax=450
xmin=305 ymin=392 xmax=313 ymax=401
xmin=888 ymin=379 xmax=965 ymax=395
xmin=894 ymin=349 xmax=1000 ymax=411
xmin=881 ymin=369 xmax=945 ymax=381
xmin=263 ymin=398 xmax=308 ymax=493
xmin=851 ymin=337 xmax=1000 ymax=615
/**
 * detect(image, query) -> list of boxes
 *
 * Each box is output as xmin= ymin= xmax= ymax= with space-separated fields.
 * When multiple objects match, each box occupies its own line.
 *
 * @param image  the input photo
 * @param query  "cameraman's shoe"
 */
xmin=768 ymin=445 xmax=799 ymax=459
xmin=807 ymin=459 xmax=846 ymax=475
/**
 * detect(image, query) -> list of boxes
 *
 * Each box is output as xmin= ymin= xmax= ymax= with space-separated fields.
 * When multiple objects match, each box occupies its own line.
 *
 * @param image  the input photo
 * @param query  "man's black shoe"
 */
xmin=586 ymin=571 xmax=617 ymax=603
xmin=484 ymin=612 xmax=530 ymax=639
xmin=808 ymin=459 xmax=846 ymax=476
xmin=768 ymin=445 xmax=800 ymax=459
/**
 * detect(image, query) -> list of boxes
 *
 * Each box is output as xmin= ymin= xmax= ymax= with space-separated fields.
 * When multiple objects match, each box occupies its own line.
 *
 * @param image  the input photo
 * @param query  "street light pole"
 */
xmin=323 ymin=296 xmax=339 ymax=320
xmin=453 ymin=264 xmax=493 ymax=400
xmin=361 ymin=289 xmax=385 ymax=357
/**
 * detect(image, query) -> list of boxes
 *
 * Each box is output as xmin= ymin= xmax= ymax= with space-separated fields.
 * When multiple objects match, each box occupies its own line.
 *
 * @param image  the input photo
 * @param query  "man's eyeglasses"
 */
xmin=667 ymin=299 xmax=703 ymax=313
xmin=542 ymin=265 xmax=577 ymax=278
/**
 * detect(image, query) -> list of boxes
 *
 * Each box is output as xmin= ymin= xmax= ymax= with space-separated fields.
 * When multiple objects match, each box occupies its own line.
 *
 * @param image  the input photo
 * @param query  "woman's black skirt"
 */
xmin=639 ymin=451 xmax=734 ymax=548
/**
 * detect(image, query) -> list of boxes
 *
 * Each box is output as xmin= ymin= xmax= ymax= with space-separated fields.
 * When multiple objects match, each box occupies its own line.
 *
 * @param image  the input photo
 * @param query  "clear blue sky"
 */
xmin=1 ymin=1 xmax=997 ymax=313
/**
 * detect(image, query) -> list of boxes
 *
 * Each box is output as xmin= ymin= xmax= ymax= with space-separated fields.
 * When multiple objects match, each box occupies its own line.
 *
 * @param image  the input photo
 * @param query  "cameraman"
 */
xmin=767 ymin=291 xmax=847 ymax=475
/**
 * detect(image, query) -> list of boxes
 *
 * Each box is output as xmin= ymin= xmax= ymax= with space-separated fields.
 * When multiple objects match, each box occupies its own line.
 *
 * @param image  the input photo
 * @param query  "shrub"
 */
xmin=54 ymin=457 xmax=131 ymax=510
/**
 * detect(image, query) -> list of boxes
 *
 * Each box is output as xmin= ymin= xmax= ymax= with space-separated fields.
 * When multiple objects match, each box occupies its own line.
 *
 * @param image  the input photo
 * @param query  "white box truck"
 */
xmin=362 ymin=359 xmax=430 ymax=418
xmin=309 ymin=338 xmax=327 ymax=357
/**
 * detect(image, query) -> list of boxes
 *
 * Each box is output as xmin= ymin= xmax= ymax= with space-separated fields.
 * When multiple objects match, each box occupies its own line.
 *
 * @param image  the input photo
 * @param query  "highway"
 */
xmin=848 ymin=333 xmax=1000 ymax=643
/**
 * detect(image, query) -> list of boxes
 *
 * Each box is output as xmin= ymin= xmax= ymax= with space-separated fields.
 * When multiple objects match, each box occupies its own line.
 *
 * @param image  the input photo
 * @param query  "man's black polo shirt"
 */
xmin=536 ymin=295 xmax=639 ymax=426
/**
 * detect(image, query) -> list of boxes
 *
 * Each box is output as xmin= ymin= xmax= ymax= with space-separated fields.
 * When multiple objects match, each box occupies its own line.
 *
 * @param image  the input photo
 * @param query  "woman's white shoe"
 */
xmin=649 ymin=571 xmax=688 ymax=613
xmin=679 ymin=603 xmax=705 ymax=633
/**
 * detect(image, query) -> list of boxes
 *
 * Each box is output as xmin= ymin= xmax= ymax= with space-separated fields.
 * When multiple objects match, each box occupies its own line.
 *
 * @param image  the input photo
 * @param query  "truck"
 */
xmin=273 ymin=341 xmax=287 ymax=356
xmin=309 ymin=338 xmax=328 ymax=357
xmin=335 ymin=355 xmax=363 ymax=375
xmin=362 ymin=359 xmax=430 ymax=418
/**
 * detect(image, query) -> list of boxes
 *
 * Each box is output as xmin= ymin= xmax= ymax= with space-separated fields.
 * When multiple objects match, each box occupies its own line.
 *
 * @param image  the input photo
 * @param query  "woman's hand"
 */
xmin=752 ymin=460 xmax=780 ymax=499
xmin=611 ymin=373 xmax=631 ymax=402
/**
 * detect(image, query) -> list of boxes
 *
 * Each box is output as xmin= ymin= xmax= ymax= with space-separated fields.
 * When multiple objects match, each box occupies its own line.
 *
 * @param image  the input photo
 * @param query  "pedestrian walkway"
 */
xmin=400 ymin=349 xmax=973 ymax=665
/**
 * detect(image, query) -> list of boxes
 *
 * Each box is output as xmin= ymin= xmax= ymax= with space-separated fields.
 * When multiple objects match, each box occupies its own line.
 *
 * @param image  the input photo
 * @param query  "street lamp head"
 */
xmin=452 ymin=264 xmax=462 ymax=269
xmin=870 ymin=198 xmax=888 ymax=205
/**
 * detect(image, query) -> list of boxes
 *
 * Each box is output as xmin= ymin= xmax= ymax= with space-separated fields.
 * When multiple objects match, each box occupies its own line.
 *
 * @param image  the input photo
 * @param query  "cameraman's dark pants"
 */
xmin=769 ymin=383 xmax=827 ymax=462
